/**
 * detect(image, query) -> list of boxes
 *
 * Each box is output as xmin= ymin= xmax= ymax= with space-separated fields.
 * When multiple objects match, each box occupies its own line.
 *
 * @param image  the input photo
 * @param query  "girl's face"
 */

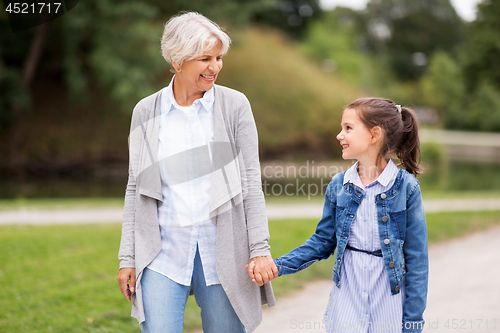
xmin=336 ymin=108 xmax=374 ymax=161
xmin=175 ymin=41 xmax=223 ymax=96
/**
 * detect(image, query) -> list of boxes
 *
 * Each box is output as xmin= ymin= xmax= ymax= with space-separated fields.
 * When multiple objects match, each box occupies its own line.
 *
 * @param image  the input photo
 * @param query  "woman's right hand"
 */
xmin=246 ymin=257 xmax=278 ymax=286
xmin=117 ymin=267 xmax=136 ymax=301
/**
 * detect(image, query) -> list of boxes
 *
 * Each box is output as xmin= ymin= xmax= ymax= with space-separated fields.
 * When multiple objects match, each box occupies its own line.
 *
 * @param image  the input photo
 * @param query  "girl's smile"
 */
xmin=336 ymin=108 xmax=373 ymax=161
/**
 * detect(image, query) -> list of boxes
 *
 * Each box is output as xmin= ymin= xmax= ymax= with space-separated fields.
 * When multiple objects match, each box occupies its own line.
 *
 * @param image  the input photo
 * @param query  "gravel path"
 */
xmin=1 ymin=199 xmax=499 ymax=225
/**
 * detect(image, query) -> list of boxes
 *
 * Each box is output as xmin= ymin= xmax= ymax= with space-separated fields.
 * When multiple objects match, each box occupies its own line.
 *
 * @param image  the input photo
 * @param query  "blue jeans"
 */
xmin=140 ymin=247 xmax=246 ymax=333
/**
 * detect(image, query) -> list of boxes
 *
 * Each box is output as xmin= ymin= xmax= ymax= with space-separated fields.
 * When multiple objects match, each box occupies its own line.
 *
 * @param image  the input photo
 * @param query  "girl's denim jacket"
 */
xmin=274 ymin=169 xmax=428 ymax=333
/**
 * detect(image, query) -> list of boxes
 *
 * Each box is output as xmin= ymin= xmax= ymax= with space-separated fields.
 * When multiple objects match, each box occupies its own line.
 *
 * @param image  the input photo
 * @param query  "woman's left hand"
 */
xmin=117 ymin=267 xmax=136 ymax=301
xmin=246 ymin=256 xmax=278 ymax=286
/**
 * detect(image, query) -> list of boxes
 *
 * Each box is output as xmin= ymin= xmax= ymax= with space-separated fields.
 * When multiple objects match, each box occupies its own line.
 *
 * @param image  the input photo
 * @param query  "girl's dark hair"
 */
xmin=346 ymin=98 xmax=422 ymax=177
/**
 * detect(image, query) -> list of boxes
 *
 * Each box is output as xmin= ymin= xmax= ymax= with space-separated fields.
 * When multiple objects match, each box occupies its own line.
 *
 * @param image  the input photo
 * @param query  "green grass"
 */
xmin=0 ymin=224 xmax=136 ymax=333
xmin=0 ymin=223 xmax=203 ymax=333
xmin=0 ymin=211 xmax=499 ymax=332
xmin=425 ymin=210 xmax=500 ymax=243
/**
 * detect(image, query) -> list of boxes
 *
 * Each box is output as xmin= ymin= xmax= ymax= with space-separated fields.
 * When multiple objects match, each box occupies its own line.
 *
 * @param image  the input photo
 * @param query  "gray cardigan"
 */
xmin=118 ymin=84 xmax=276 ymax=332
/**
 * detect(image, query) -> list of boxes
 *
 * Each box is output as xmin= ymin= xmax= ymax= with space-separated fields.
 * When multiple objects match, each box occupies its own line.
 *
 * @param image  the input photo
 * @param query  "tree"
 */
xmin=360 ymin=0 xmax=465 ymax=81
xmin=252 ymin=0 xmax=322 ymax=39
xmin=1 ymin=0 xmax=293 ymax=171
xmin=462 ymin=0 xmax=500 ymax=92
xmin=0 ymin=0 xmax=282 ymax=133
xmin=421 ymin=51 xmax=500 ymax=132
xmin=420 ymin=51 xmax=465 ymax=117
xmin=299 ymin=8 xmax=364 ymax=85
xmin=466 ymin=81 xmax=500 ymax=132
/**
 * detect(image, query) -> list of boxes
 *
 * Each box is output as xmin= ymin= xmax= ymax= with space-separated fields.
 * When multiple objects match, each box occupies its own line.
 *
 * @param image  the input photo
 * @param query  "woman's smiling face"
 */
xmin=175 ymin=41 xmax=223 ymax=96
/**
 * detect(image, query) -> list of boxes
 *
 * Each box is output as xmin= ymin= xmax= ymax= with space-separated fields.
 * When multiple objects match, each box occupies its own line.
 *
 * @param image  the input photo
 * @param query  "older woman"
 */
xmin=116 ymin=12 xmax=277 ymax=332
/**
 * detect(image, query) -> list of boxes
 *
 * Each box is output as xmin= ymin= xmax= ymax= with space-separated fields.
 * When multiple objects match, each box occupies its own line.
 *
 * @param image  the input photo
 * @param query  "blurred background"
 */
xmin=1 ymin=0 xmax=499 ymax=332
xmin=0 ymin=0 xmax=499 ymax=196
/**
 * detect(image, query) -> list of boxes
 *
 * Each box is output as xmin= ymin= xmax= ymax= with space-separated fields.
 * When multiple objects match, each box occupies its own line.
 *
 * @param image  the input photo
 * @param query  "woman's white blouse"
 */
xmin=147 ymin=77 xmax=219 ymax=286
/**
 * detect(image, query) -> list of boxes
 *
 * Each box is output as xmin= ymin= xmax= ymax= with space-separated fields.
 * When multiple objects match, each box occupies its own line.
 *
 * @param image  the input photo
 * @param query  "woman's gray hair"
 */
xmin=161 ymin=12 xmax=231 ymax=71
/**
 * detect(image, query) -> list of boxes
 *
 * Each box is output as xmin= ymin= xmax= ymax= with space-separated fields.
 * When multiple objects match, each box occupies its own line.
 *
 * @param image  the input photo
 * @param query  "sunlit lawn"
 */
xmin=1 ymin=210 xmax=499 ymax=332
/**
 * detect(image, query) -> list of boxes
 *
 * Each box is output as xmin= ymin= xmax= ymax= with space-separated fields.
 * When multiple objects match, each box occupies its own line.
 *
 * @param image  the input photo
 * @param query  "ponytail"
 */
xmin=396 ymin=107 xmax=422 ymax=177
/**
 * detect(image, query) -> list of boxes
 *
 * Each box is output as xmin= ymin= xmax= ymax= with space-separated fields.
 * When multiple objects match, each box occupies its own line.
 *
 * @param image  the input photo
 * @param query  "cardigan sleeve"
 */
xmin=235 ymin=94 xmax=272 ymax=259
xmin=118 ymin=104 xmax=143 ymax=269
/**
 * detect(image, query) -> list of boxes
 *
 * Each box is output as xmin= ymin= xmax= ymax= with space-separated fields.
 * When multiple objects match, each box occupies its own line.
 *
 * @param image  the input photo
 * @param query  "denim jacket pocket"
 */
xmin=389 ymin=210 xmax=407 ymax=241
xmin=389 ymin=210 xmax=407 ymax=281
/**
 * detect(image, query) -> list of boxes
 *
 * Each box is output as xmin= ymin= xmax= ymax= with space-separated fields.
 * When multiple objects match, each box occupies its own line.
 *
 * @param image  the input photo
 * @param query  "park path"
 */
xmin=0 ymin=198 xmax=500 ymax=225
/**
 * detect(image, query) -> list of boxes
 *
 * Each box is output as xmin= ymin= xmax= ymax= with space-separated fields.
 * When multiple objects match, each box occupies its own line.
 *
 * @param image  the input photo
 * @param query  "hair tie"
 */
xmin=396 ymin=105 xmax=402 ymax=113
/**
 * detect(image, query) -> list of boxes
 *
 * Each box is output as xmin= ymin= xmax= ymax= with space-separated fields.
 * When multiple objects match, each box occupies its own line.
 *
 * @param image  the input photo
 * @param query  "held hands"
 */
xmin=117 ymin=268 xmax=136 ymax=301
xmin=246 ymin=256 xmax=278 ymax=286
xmin=118 ymin=258 xmax=277 ymax=299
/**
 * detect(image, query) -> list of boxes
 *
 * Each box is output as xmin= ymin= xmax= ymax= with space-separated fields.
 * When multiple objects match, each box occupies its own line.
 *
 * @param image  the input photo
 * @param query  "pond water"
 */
xmin=0 ymin=161 xmax=499 ymax=199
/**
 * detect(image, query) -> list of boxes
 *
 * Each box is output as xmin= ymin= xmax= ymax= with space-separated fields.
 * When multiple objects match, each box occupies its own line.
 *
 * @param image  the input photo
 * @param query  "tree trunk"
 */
xmin=22 ymin=21 xmax=51 ymax=88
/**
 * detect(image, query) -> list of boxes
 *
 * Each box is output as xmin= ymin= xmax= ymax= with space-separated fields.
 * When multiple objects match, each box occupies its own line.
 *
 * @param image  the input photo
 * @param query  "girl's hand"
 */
xmin=246 ymin=256 xmax=278 ymax=286
xmin=117 ymin=268 xmax=136 ymax=301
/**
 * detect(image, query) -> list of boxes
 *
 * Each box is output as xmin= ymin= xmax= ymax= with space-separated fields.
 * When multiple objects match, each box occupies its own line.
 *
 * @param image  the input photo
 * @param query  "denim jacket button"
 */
xmin=389 ymin=262 xmax=395 ymax=268
xmin=384 ymin=239 xmax=390 ymax=245
xmin=395 ymin=286 xmax=400 ymax=292
xmin=381 ymin=193 xmax=386 ymax=199
xmin=382 ymin=216 xmax=388 ymax=222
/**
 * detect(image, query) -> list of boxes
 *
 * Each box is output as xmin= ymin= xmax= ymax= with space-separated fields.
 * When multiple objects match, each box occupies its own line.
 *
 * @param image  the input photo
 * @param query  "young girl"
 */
xmin=248 ymin=98 xmax=428 ymax=333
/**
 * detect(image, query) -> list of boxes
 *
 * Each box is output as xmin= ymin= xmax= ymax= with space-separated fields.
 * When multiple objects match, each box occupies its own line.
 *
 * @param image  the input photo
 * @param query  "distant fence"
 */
xmin=420 ymin=129 xmax=500 ymax=163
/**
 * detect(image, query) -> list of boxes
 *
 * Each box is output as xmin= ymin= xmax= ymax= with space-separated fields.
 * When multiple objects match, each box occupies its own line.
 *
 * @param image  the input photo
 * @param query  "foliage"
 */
xmin=462 ymin=0 xmax=500 ymax=92
xmin=296 ymin=7 xmax=408 ymax=98
xmin=463 ymin=80 xmax=500 ymax=132
xmin=360 ymin=0 xmax=465 ymax=81
xmin=145 ymin=0 xmax=279 ymax=29
xmin=58 ymin=1 xmax=166 ymax=104
xmin=298 ymin=2 xmax=499 ymax=133
xmin=252 ymin=0 xmax=323 ymax=39
xmin=0 ymin=8 xmax=30 ymax=130
xmin=420 ymin=51 xmax=465 ymax=126
xmin=0 ymin=62 xmax=30 ymax=131
xmin=0 ymin=0 xmax=285 ymax=132
xmin=420 ymin=52 xmax=500 ymax=132
xmin=298 ymin=8 xmax=363 ymax=86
